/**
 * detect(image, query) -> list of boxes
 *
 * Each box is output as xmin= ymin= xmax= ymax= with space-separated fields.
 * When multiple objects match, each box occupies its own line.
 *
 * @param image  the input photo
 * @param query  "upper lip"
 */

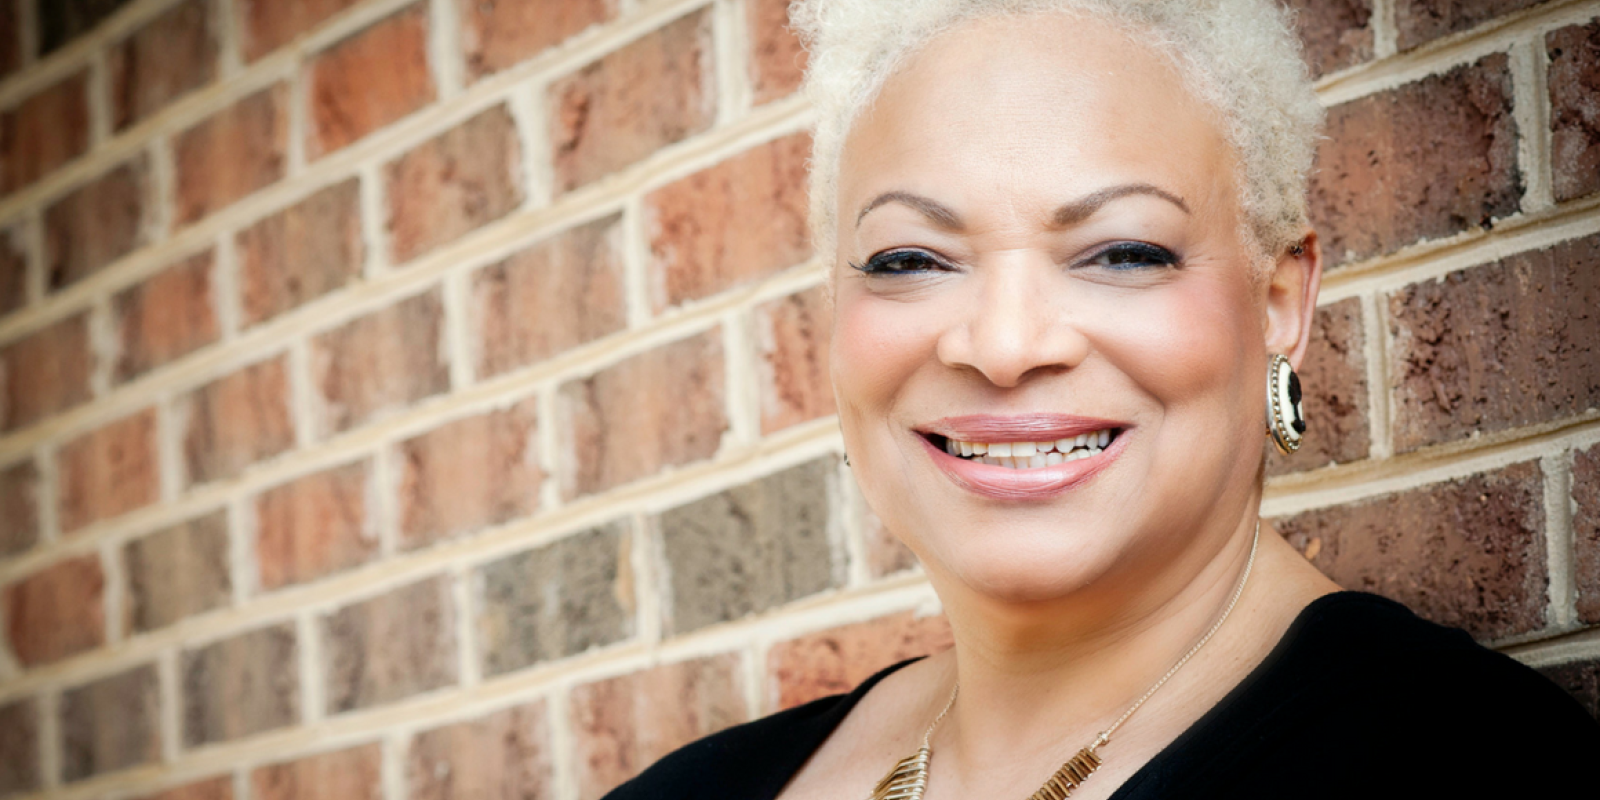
xmin=919 ymin=414 xmax=1128 ymax=442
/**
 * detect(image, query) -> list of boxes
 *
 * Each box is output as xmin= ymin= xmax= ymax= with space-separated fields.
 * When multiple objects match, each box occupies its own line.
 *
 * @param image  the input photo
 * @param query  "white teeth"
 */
xmin=1012 ymin=441 xmax=1037 ymax=457
xmin=1028 ymin=454 xmax=1047 ymax=468
xmin=1098 ymin=429 xmax=1111 ymax=447
xmin=942 ymin=429 xmax=1118 ymax=468
xmin=1045 ymin=451 xmax=1064 ymax=466
xmin=989 ymin=442 xmax=1013 ymax=457
xmin=1075 ymin=433 xmax=1088 ymax=448
xmin=1055 ymin=437 xmax=1074 ymax=452
xmin=959 ymin=440 xmax=974 ymax=457
xmin=972 ymin=442 xmax=988 ymax=455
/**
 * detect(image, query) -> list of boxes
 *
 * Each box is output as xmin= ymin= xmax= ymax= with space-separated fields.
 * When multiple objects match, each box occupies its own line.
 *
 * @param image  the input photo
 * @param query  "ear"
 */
xmin=1264 ymin=230 xmax=1323 ymax=369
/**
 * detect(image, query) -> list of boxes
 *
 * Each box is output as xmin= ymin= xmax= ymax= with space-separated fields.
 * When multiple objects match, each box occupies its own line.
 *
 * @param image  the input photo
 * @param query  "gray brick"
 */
xmin=0 ymin=698 xmax=39 ymax=797
xmin=61 ymin=664 xmax=161 ymax=782
xmin=321 ymin=577 xmax=456 ymax=714
xmin=124 ymin=511 xmax=231 ymax=633
xmin=182 ymin=624 xmax=299 ymax=746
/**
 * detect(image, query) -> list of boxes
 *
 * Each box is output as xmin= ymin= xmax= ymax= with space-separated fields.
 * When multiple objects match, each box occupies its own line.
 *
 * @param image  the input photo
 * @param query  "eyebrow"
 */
xmin=854 ymin=183 xmax=1191 ymax=230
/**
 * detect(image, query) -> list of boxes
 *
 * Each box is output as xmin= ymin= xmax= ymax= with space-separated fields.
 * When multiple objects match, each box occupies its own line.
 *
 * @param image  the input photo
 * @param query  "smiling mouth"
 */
xmin=925 ymin=428 xmax=1122 ymax=469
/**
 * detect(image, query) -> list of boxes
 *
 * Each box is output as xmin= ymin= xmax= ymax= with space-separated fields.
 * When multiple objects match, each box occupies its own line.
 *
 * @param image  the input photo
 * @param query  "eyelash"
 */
xmin=849 ymin=248 xmax=954 ymax=275
xmin=849 ymin=242 xmax=1181 ymax=275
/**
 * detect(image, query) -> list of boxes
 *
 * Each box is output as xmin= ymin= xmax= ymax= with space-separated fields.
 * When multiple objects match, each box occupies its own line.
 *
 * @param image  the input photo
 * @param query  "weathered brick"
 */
xmin=135 ymin=776 xmax=234 ymax=800
xmin=307 ymin=5 xmax=435 ymax=158
xmin=0 ymin=70 xmax=90 ymax=195
xmin=38 ymin=0 xmax=135 ymax=54
xmin=0 ymin=312 xmax=93 ymax=432
xmin=459 ymin=0 xmax=616 ymax=80
xmin=239 ymin=0 xmax=364 ymax=62
xmin=0 ymin=460 xmax=39 ymax=557
xmin=0 ymin=223 xmax=26 ymax=315
xmin=861 ymin=504 xmax=919 ymax=579
xmin=477 ymin=522 xmax=632 ymax=677
xmin=124 ymin=511 xmax=230 ymax=633
xmin=321 ymin=576 xmax=456 ymax=713
xmin=1540 ymin=658 xmax=1600 ymax=720
xmin=255 ymin=460 xmax=376 ymax=590
xmin=110 ymin=0 xmax=216 ymax=130
xmin=57 ymin=409 xmax=160 ymax=534
xmin=1309 ymin=54 xmax=1520 ymax=267
xmin=173 ymin=85 xmax=288 ymax=226
xmin=385 ymin=105 xmax=523 ymax=263
xmin=1548 ymin=20 xmax=1600 ymax=203
xmin=45 ymin=158 xmax=148 ymax=290
xmin=570 ymin=655 xmax=745 ymax=799
xmin=1395 ymin=0 xmax=1540 ymax=51
xmin=398 ymin=400 xmax=542 ymax=551
xmin=238 ymin=179 xmax=364 ymax=327
xmin=660 ymin=457 xmax=839 ymax=634
xmin=251 ymin=743 xmax=382 ymax=800
xmin=182 ymin=623 xmax=299 ymax=746
xmin=472 ymin=214 xmax=626 ymax=378
xmin=310 ymin=289 xmax=449 ymax=435
xmin=747 ymin=0 xmax=806 ymax=104
xmin=178 ymin=356 xmax=296 ymax=486
xmin=1574 ymin=442 xmax=1600 ymax=624
xmin=1267 ymin=297 xmax=1369 ymax=474
xmin=60 ymin=663 xmax=160 ymax=782
xmin=0 ymin=3 xmax=18 ymax=79
xmin=0 ymin=699 xmax=39 ymax=796
xmin=1388 ymin=234 xmax=1600 ymax=452
xmin=560 ymin=330 xmax=726 ymax=498
xmin=549 ymin=9 xmax=715 ymax=193
xmin=646 ymin=133 xmax=810 ymax=310
xmin=3 ymin=554 xmax=104 ymax=667
xmin=756 ymin=285 xmax=834 ymax=434
xmin=113 ymin=250 xmax=220 ymax=383
xmin=768 ymin=611 xmax=952 ymax=710
xmin=1277 ymin=460 xmax=1547 ymax=640
xmin=1280 ymin=0 xmax=1372 ymax=78
xmin=407 ymin=701 xmax=554 ymax=800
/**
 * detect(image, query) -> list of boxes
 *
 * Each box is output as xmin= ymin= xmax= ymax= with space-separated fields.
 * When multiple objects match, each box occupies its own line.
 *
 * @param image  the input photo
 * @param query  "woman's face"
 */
xmin=831 ymin=13 xmax=1307 ymax=603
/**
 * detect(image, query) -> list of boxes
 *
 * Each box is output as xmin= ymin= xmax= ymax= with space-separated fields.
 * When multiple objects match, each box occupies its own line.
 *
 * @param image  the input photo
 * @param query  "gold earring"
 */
xmin=1266 ymin=354 xmax=1305 ymax=454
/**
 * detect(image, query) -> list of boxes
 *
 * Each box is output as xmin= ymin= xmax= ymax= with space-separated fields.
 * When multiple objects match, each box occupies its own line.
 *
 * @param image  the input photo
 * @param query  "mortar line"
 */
xmin=426 ymin=0 xmax=464 ymax=100
xmin=158 ymin=646 xmax=181 ymax=763
xmin=712 ymin=0 xmax=753 ymax=127
xmin=358 ymin=163 xmax=389 ymax=278
xmin=535 ymin=384 xmax=562 ymax=514
xmin=39 ymin=688 xmax=60 ymax=790
xmin=100 ymin=538 xmax=127 ymax=645
xmin=296 ymin=610 xmax=324 ymax=725
xmin=285 ymin=52 xmax=310 ymax=178
xmin=1509 ymin=36 xmax=1554 ymax=213
xmin=233 ymin=767 xmax=250 ymax=800
xmin=214 ymin=0 xmax=242 ymax=78
xmin=213 ymin=230 xmax=241 ymax=341
xmin=87 ymin=292 xmax=116 ymax=402
xmin=287 ymin=337 xmax=318 ymax=449
xmin=147 ymin=134 xmax=177 ymax=246
xmin=21 ymin=209 xmax=44 ymax=308
xmin=156 ymin=393 xmax=183 ymax=504
xmin=621 ymin=195 xmax=653 ymax=329
xmin=85 ymin=48 xmax=112 ymax=150
xmin=720 ymin=308 xmax=759 ymax=450
xmin=742 ymin=641 xmax=765 ymax=719
xmin=547 ymin=687 xmax=577 ymax=800
xmin=508 ymin=79 xmax=553 ymax=211
xmin=380 ymin=729 xmax=406 ymax=800
xmin=630 ymin=512 xmax=662 ymax=647
xmin=1359 ymin=291 xmax=1393 ymax=463
xmin=371 ymin=443 xmax=399 ymax=559
xmin=1544 ymin=451 xmax=1578 ymax=630
xmin=440 ymin=268 xmax=473 ymax=391
xmin=1503 ymin=626 xmax=1600 ymax=667
xmin=226 ymin=496 xmax=253 ymax=608
xmin=451 ymin=564 xmax=480 ymax=689
xmin=34 ymin=442 xmax=59 ymax=546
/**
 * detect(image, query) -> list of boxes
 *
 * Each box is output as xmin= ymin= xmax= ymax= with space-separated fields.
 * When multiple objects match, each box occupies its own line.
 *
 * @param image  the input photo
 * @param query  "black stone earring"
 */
xmin=1266 ymin=354 xmax=1306 ymax=454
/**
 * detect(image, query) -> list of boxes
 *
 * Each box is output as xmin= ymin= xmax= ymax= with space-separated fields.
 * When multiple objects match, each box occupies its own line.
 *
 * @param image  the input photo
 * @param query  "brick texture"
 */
xmin=472 ymin=215 xmax=626 ymax=378
xmin=1540 ymin=658 xmax=1600 ymax=720
xmin=39 ymin=0 xmax=135 ymax=54
xmin=385 ymin=105 xmax=523 ymax=263
xmin=239 ymin=0 xmax=364 ymax=62
xmin=0 ymin=460 xmax=39 ymax=556
xmin=1575 ymin=443 xmax=1600 ymax=624
xmin=60 ymin=663 xmax=161 ymax=782
xmin=397 ymin=400 xmax=542 ymax=551
xmin=0 ymin=699 xmax=39 ymax=797
xmin=1394 ymin=0 xmax=1541 ymax=51
xmin=768 ymin=611 xmax=953 ymax=710
xmin=1277 ymin=461 xmax=1547 ymax=640
xmin=1388 ymin=234 xmax=1600 ymax=453
xmin=57 ymin=409 xmax=160 ymax=534
xmin=660 ymin=457 xmax=839 ymax=634
xmin=459 ymin=0 xmax=617 ymax=80
xmin=178 ymin=355 xmax=296 ymax=486
xmin=1267 ymin=297 xmax=1370 ymax=474
xmin=477 ymin=522 xmax=632 ymax=677
xmin=1310 ymin=54 xmax=1520 ymax=267
xmin=307 ymin=5 xmax=435 ymax=158
xmin=3 ymin=554 xmax=105 ymax=667
xmin=136 ymin=776 xmax=234 ymax=800
xmin=124 ymin=511 xmax=231 ymax=633
xmin=112 ymin=249 xmax=220 ymax=383
xmin=45 ymin=158 xmax=148 ymax=290
xmin=182 ymin=623 xmax=299 ymax=746
xmin=251 ymin=744 xmax=383 ymax=800
xmin=1 ymin=70 xmax=90 ymax=195
xmin=756 ymin=285 xmax=834 ymax=434
xmin=110 ymin=0 xmax=217 ymax=130
xmin=0 ymin=312 xmax=94 ymax=431
xmin=0 ymin=2 xmax=17 ymax=79
xmin=550 ymin=9 xmax=715 ymax=193
xmin=174 ymin=85 xmax=288 ymax=225
xmin=559 ymin=329 xmax=727 ymax=499
xmin=747 ymin=0 xmax=806 ymax=104
xmin=406 ymin=702 xmax=554 ymax=800
xmin=1280 ymin=0 xmax=1372 ymax=78
xmin=322 ymin=577 xmax=456 ymax=713
xmin=1548 ymin=20 xmax=1600 ymax=203
xmin=311 ymin=289 xmax=450 ymax=435
xmin=0 ymin=223 xmax=25 ymax=315
xmin=237 ymin=179 xmax=365 ymax=327
xmin=255 ymin=460 xmax=376 ymax=591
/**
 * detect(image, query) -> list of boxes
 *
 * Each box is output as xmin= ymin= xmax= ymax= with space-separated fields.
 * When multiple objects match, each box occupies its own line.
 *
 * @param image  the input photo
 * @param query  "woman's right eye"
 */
xmin=849 ymin=248 xmax=953 ymax=275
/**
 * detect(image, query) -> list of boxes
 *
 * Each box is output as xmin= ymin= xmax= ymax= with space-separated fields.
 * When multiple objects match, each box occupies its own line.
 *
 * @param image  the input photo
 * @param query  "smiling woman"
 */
xmin=601 ymin=1 xmax=1600 ymax=799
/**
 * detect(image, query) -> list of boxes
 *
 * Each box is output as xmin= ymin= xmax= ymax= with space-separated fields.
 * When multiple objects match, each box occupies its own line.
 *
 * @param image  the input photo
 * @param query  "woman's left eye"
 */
xmin=1082 ymin=242 xmax=1180 ymax=270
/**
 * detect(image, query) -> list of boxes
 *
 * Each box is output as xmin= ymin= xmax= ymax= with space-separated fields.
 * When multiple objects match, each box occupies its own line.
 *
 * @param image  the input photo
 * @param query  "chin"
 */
xmin=925 ymin=522 xmax=1127 ymax=604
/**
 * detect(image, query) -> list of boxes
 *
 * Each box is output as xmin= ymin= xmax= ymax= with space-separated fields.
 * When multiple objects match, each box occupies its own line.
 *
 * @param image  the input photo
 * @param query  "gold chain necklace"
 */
xmin=869 ymin=523 xmax=1261 ymax=800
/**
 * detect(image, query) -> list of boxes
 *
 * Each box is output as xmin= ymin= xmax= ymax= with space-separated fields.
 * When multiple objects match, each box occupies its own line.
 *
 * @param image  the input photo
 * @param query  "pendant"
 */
xmin=868 ymin=746 xmax=930 ymax=800
xmin=1026 ymin=747 xmax=1103 ymax=800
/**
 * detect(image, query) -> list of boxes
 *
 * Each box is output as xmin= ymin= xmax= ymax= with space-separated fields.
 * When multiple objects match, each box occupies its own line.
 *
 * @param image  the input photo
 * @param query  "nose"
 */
xmin=934 ymin=258 xmax=1090 ymax=387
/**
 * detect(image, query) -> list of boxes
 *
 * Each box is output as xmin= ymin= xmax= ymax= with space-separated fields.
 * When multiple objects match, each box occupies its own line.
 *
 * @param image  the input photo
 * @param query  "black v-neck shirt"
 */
xmin=601 ymin=592 xmax=1600 ymax=799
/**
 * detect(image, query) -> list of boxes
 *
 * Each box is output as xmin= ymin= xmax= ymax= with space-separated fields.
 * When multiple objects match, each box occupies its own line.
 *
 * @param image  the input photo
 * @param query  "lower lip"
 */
xmin=920 ymin=434 xmax=1127 ymax=500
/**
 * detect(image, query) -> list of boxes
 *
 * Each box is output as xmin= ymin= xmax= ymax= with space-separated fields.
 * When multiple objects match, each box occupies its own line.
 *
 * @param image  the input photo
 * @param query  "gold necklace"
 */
xmin=869 ymin=522 xmax=1261 ymax=800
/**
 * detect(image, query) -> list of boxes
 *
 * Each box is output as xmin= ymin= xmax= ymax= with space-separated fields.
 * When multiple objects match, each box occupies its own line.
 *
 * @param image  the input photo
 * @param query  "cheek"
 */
xmin=829 ymin=290 xmax=937 ymax=419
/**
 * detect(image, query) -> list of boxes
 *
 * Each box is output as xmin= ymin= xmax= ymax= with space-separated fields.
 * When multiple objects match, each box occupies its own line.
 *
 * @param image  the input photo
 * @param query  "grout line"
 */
xmin=156 ymin=393 xmax=184 ymax=504
xmin=359 ymin=163 xmax=390 ymax=278
xmin=214 ymin=0 xmax=242 ymax=78
xmin=285 ymin=53 xmax=310 ymax=178
xmin=86 ymin=47 xmax=112 ymax=150
xmin=158 ymin=646 xmax=181 ymax=763
xmin=100 ymin=538 xmax=127 ymax=645
xmin=720 ymin=309 xmax=758 ymax=451
xmin=629 ymin=513 xmax=661 ymax=647
xmin=39 ymin=688 xmax=60 ymax=790
xmin=380 ymin=730 xmax=405 ymax=800
xmin=440 ymin=269 xmax=473 ymax=391
xmin=213 ymin=230 xmax=241 ymax=341
xmin=147 ymin=134 xmax=177 ymax=246
xmin=621 ymin=195 xmax=653 ymax=328
xmin=1544 ymin=451 xmax=1577 ymax=630
xmin=546 ymin=689 xmax=576 ymax=800
xmin=451 ymin=565 xmax=479 ymax=689
xmin=712 ymin=0 xmax=752 ymax=127
xmin=371 ymin=443 xmax=399 ymax=560
xmin=536 ymin=383 xmax=562 ymax=514
xmin=741 ymin=642 xmax=764 ymax=720
xmin=35 ymin=443 xmax=60 ymax=546
xmin=87 ymin=296 xmax=116 ymax=400
xmin=1370 ymin=0 xmax=1398 ymax=59
xmin=21 ymin=209 xmax=44 ymax=307
xmin=1509 ymin=35 xmax=1555 ymax=214
xmin=296 ymin=610 xmax=324 ymax=725
xmin=233 ymin=766 xmax=250 ymax=800
xmin=1503 ymin=624 xmax=1600 ymax=667
xmin=426 ymin=0 xmax=464 ymax=100
xmin=509 ymin=79 xmax=553 ymax=211
xmin=227 ymin=496 xmax=253 ymax=608
xmin=287 ymin=338 xmax=318 ymax=449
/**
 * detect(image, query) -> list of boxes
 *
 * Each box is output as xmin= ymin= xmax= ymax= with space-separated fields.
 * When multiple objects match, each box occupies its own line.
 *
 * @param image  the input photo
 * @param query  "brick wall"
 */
xmin=0 ymin=1 xmax=1596 ymax=798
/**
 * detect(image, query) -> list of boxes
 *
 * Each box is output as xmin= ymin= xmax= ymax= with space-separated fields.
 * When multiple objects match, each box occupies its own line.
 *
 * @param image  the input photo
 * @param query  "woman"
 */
xmin=606 ymin=1 xmax=1600 ymax=797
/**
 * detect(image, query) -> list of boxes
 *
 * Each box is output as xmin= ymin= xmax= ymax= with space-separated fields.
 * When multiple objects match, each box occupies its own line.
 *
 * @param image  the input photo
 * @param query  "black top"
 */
xmin=601 ymin=592 xmax=1600 ymax=798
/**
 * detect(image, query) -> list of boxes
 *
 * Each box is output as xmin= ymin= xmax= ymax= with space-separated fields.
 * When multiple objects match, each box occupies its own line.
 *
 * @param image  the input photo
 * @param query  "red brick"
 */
xmin=310 ymin=289 xmax=450 ymax=435
xmin=1574 ymin=443 xmax=1600 ymax=624
xmin=0 ymin=70 xmax=90 ymax=195
xmin=1267 ymin=297 xmax=1370 ymax=474
xmin=570 ymin=655 xmax=746 ymax=799
xmin=321 ymin=576 xmax=456 ymax=713
xmin=112 ymin=250 xmax=220 ymax=383
xmin=767 ymin=612 xmax=952 ymax=711
xmin=646 ymin=133 xmax=810 ymax=310
xmin=135 ymin=776 xmax=234 ymax=800
xmin=182 ymin=623 xmax=299 ymax=746
xmin=251 ymin=744 xmax=382 ymax=800
xmin=57 ymin=409 xmax=160 ymax=534
xmin=0 ymin=312 xmax=94 ymax=431
xmin=384 ymin=105 xmax=523 ymax=263
xmin=307 ymin=5 xmax=435 ymax=159
xmin=406 ymin=702 xmax=554 ymax=800
xmin=1280 ymin=0 xmax=1372 ymax=78
xmin=459 ymin=0 xmax=616 ymax=80
xmin=238 ymin=0 xmax=364 ymax=62
xmin=0 ymin=3 xmax=18 ymax=80
xmin=178 ymin=356 xmax=296 ymax=486
xmin=1278 ymin=460 xmax=1547 ymax=640
xmin=1548 ymin=20 xmax=1600 ymax=203
xmin=1309 ymin=54 xmax=1520 ymax=267
xmin=398 ymin=400 xmax=542 ymax=551
xmin=237 ymin=179 xmax=365 ymax=327
xmin=0 ymin=699 xmax=39 ymax=796
xmin=255 ymin=460 xmax=375 ymax=590
xmin=549 ymin=9 xmax=715 ymax=193
xmin=747 ymin=0 xmax=806 ymax=104
xmin=0 ymin=460 xmax=39 ymax=556
xmin=45 ymin=158 xmax=149 ymax=290
xmin=110 ymin=0 xmax=217 ymax=130
xmin=756 ymin=285 xmax=833 ymax=434
xmin=1387 ymin=234 xmax=1600 ymax=452
xmin=3 ymin=554 xmax=104 ymax=667
xmin=559 ymin=329 xmax=727 ymax=498
xmin=39 ymin=0 xmax=137 ymax=55
xmin=0 ymin=222 xmax=26 ymax=315
xmin=173 ymin=85 xmax=288 ymax=226
xmin=471 ymin=214 xmax=626 ymax=378
xmin=60 ymin=663 xmax=160 ymax=781
xmin=1395 ymin=0 xmax=1540 ymax=51
xmin=124 ymin=511 xmax=231 ymax=633
xmin=1540 ymin=658 xmax=1600 ymax=720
